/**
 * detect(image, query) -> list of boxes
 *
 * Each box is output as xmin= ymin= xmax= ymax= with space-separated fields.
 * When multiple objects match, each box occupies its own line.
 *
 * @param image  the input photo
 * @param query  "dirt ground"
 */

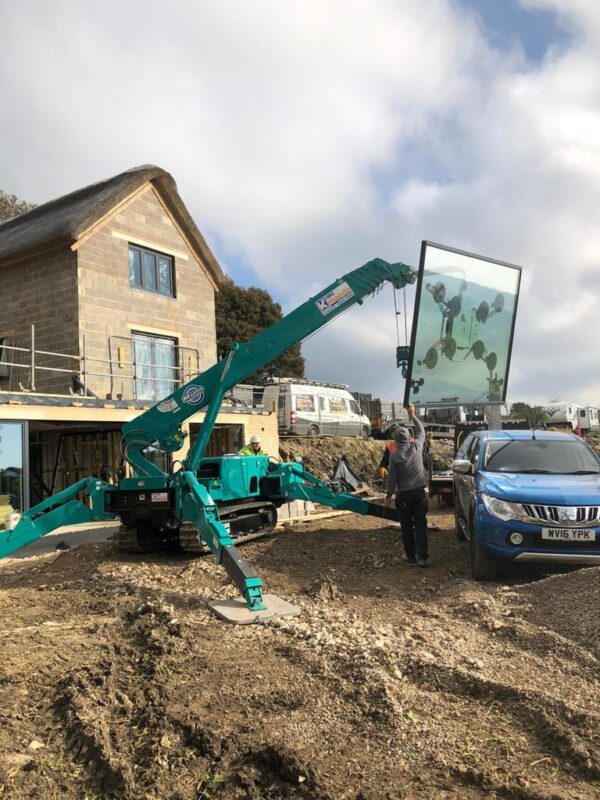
xmin=1 ymin=507 xmax=599 ymax=800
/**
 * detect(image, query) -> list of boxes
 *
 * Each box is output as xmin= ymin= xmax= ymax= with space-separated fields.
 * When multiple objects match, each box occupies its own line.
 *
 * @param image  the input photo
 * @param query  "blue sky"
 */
xmin=1 ymin=0 xmax=599 ymax=406
xmin=460 ymin=0 xmax=570 ymax=62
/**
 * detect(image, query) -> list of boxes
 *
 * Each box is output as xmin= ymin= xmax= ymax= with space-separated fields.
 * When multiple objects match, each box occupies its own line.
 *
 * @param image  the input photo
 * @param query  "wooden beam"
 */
xmin=70 ymin=184 xmax=153 ymax=251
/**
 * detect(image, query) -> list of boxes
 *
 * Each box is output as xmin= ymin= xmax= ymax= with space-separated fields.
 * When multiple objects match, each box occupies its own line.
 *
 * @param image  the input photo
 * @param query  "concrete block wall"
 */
xmin=0 ymin=250 xmax=79 ymax=394
xmin=77 ymin=186 xmax=218 ymax=400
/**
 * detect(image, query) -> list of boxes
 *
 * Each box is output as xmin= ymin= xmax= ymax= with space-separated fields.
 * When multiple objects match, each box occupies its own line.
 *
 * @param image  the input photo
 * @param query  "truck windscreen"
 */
xmin=483 ymin=439 xmax=600 ymax=474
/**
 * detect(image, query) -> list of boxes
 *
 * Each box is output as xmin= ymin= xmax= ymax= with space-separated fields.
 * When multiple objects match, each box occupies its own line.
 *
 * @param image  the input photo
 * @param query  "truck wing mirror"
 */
xmin=452 ymin=458 xmax=472 ymax=475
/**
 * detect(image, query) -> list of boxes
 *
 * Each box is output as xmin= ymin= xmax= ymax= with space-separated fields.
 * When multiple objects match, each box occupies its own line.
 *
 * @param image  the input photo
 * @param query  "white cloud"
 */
xmin=0 ymin=0 xmax=599 ymax=405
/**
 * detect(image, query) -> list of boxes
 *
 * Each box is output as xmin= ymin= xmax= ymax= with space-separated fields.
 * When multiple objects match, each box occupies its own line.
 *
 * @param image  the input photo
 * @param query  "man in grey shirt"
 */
xmin=385 ymin=404 xmax=429 ymax=566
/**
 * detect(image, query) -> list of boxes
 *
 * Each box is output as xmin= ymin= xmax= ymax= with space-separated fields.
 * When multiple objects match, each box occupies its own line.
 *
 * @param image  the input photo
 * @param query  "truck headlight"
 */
xmin=481 ymin=493 xmax=522 ymax=522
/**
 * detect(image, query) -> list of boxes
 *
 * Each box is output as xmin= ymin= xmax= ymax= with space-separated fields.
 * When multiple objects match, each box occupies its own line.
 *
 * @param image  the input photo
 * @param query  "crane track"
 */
xmin=116 ymin=501 xmax=278 ymax=555
xmin=179 ymin=501 xmax=278 ymax=553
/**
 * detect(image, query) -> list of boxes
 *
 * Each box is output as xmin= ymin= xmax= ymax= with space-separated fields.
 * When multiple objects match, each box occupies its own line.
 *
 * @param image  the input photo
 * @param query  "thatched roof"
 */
xmin=0 ymin=165 xmax=223 ymax=284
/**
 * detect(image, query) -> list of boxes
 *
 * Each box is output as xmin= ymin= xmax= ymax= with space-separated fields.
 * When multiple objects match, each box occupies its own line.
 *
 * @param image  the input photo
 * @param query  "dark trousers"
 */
xmin=395 ymin=487 xmax=428 ymax=560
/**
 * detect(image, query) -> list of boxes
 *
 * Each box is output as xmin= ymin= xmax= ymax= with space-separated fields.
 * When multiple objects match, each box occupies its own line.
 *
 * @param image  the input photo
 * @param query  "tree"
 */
xmin=0 ymin=190 xmax=35 ymax=223
xmin=215 ymin=276 xmax=305 ymax=384
xmin=509 ymin=402 xmax=549 ymax=428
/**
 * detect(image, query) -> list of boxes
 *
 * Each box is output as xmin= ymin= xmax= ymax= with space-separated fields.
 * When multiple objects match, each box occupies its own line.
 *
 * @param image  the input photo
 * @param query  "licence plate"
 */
xmin=541 ymin=528 xmax=596 ymax=542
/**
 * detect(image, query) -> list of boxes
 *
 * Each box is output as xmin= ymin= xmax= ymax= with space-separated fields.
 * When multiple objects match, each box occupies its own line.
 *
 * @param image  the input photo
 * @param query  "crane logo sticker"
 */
xmin=316 ymin=281 xmax=354 ymax=315
xmin=157 ymin=398 xmax=180 ymax=413
xmin=182 ymin=385 xmax=205 ymax=406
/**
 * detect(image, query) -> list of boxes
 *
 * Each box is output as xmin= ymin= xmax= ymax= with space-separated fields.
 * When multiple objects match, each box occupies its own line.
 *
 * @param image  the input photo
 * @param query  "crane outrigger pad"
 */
xmin=208 ymin=593 xmax=300 ymax=625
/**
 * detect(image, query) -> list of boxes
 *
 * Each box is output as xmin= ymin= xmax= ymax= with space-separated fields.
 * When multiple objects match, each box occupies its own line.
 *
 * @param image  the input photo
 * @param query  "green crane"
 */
xmin=0 ymin=258 xmax=415 ymax=615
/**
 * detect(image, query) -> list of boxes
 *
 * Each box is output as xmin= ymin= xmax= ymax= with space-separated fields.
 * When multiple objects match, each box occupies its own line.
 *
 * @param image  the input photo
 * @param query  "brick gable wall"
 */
xmin=0 ymin=249 xmax=79 ymax=393
xmin=77 ymin=186 xmax=217 ymax=400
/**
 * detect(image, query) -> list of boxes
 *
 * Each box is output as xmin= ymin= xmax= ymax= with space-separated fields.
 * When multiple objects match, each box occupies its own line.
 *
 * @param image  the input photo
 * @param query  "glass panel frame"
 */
xmin=404 ymin=241 xmax=522 ymax=407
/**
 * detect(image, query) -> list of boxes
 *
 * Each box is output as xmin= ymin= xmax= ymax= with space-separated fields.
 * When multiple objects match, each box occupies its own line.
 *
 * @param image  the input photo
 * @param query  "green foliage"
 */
xmin=215 ymin=276 xmax=305 ymax=383
xmin=509 ymin=402 xmax=549 ymax=428
xmin=0 ymin=189 xmax=35 ymax=223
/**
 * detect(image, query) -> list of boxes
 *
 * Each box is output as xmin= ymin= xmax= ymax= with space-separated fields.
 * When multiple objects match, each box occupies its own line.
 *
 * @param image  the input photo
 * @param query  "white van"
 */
xmin=262 ymin=378 xmax=371 ymax=438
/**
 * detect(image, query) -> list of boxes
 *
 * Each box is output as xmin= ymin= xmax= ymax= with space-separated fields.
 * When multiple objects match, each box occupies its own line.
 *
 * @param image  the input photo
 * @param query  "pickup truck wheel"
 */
xmin=468 ymin=526 xmax=499 ymax=581
xmin=307 ymin=425 xmax=319 ymax=438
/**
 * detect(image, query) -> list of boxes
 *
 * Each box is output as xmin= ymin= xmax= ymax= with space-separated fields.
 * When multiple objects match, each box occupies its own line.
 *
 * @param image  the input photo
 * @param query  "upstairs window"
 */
xmin=128 ymin=245 xmax=174 ymax=297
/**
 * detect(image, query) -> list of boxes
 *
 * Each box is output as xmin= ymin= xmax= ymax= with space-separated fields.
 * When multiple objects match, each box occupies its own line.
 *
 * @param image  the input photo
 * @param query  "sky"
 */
xmin=1 ymin=0 xmax=599 ymax=407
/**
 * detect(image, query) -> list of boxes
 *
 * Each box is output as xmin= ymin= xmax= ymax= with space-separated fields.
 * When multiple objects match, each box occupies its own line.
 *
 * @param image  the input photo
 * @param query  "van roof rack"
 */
xmin=264 ymin=377 xmax=350 ymax=390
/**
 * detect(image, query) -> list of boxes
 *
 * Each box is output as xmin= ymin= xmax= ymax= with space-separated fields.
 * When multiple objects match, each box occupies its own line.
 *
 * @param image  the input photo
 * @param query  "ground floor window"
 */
xmin=132 ymin=332 xmax=178 ymax=402
xmin=0 ymin=422 xmax=27 ymax=527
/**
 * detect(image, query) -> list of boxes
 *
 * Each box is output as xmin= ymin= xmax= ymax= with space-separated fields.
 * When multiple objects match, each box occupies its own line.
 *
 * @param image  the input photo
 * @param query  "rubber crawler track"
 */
xmin=116 ymin=501 xmax=278 ymax=555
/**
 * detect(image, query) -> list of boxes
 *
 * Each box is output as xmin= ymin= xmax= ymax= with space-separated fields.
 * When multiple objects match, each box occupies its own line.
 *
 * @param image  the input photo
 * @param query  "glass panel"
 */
xmin=153 ymin=337 xmax=177 ymax=399
xmin=128 ymin=247 xmax=141 ymax=286
xmin=158 ymin=256 xmax=172 ymax=295
xmin=405 ymin=243 xmax=521 ymax=406
xmin=132 ymin=334 xmax=154 ymax=401
xmin=0 ymin=423 xmax=24 ymax=528
xmin=142 ymin=251 xmax=157 ymax=291
xmin=132 ymin=333 xmax=176 ymax=401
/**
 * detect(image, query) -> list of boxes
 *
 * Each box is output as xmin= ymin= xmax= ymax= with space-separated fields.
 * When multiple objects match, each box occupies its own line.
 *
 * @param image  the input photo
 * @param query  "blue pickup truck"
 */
xmin=452 ymin=430 xmax=600 ymax=579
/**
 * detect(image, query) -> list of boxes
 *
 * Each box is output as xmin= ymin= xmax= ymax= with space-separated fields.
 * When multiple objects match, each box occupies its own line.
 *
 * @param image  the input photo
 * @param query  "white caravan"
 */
xmin=578 ymin=406 xmax=600 ymax=432
xmin=544 ymin=402 xmax=584 ymax=430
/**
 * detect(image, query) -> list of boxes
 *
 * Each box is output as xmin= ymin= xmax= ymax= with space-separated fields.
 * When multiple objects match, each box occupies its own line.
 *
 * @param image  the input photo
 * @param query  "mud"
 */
xmin=1 ymin=509 xmax=599 ymax=799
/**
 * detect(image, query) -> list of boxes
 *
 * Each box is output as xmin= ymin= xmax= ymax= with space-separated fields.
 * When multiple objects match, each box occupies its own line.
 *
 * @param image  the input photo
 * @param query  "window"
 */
xmin=0 ymin=422 xmax=26 ymax=521
xmin=132 ymin=332 xmax=177 ymax=401
xmin=294 ymin=394 xmax=316 ymax=413
xmin=349 ymin=399 xmax=361 ymax=415
xmin=129 ymin=245 xmax=174 ymax=297
xmin=580 ymin=409 xmax=586 ymax=418
xmin=483 ymin=439 xmax=600 ymax=474
xmin=329 ymin=396 xmax=347 ymax=414
xmin=467 ymin=436 xmax=480 ymax=467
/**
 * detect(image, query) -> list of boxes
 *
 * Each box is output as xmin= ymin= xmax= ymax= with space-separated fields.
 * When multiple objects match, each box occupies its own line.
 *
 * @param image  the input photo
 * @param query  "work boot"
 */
xmin=416 ymin=557 xmax=428 ymax=568
xmin=402 ymin=553 xmax=416 ymax=565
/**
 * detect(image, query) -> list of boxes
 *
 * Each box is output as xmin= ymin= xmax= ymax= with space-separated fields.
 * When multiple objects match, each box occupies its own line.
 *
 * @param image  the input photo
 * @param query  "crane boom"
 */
xmin=121 ymin=258 xmax=414 ymax=475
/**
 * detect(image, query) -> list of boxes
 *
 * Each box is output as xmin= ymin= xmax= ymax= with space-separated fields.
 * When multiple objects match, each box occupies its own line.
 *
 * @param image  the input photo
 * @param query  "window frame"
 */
xmin=128 ymin=244 xmax=176 ymax=298
xmin=131 ymin=330 xmax=179 ymax=402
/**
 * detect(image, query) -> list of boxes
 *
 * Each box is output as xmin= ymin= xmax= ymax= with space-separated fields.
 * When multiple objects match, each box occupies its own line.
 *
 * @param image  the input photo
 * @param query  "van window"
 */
xmin=349 ymin=399 xmax=361 ymax=415
xmin=329 ymin=396 xmax=347 ymax=414
xmin=294 ymin=394 xmax=316 ymax=413
xmin=319 ymin=396 xmax=326 ymax=411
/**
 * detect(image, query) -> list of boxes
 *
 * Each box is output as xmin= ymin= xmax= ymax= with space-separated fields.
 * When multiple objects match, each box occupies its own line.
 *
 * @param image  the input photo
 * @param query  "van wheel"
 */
xmin=307 ymin=425 xmax=319 ymax=438
xmin=361 ymin=426 xmax=370 ymax=439
xmin=468 ymin=525 xmax=499 ymax=581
